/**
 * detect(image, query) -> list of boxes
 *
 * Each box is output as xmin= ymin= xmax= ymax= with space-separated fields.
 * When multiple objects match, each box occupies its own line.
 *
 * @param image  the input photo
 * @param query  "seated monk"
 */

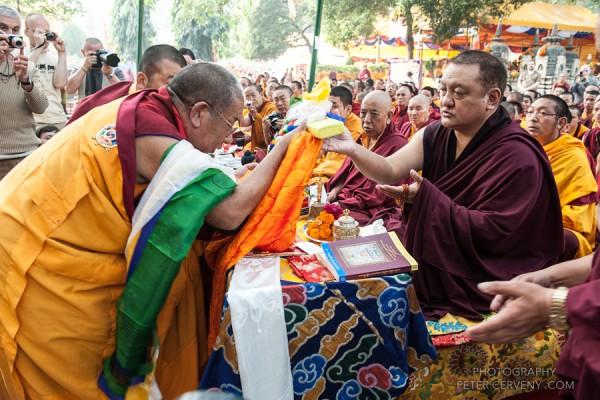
xmin=399 ymin=94 xmax=436 ymax=142
xmin=68 ymin=44 xmax=187 ymax=123
xmin=324 ymin=50 xmax=563 ymax=321
xmin=325 ymin=90 xmax=409 ymax=230
xmin=526 ymin=95 xmax=597 ymax=259
xmin=392 ymin=84 xmax=412 ymax=126
xmin=239 ymin=83 xmax=277 ymax=151
xmin=310 ymin=86 xmax=363 ymax=184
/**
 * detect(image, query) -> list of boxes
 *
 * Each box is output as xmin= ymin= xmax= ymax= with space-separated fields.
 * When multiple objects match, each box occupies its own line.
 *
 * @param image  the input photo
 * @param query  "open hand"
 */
xmin=377 ymin=170 xmax=422 ymax=203
xmin=466 ymin=281 xmax=554 ymax=343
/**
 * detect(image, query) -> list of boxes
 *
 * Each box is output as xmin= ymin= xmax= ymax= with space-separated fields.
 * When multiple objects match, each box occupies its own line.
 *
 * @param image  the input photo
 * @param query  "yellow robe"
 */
xmin=544 ymin=134 xmax=598 ymax=258
xmin=0 ymin=99 xmax=207 ymax=399
xmin=249 ymin=101 xmax=277 ymax=151
xmin=309 ymin=113 xmax=363 ymax=184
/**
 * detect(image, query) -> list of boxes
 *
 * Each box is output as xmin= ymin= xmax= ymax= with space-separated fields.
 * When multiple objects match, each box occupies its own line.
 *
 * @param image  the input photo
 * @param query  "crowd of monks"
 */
xmin=2 ymin=35 xmax=600 ymax=398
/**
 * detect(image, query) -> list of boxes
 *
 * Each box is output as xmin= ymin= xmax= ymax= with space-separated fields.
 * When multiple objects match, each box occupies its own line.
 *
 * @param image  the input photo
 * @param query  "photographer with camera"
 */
xmin=24 ymin=13 xmax=67 ymax=129
xmin=571 ymin=64 xmax=599 ymax=104
xmin=0 ymin=4 xmax=48 ymax=180
xmin=65 ymin=37 xmax=124 ymax=99
xmin=239 ymin=83 xmax=277 ymax=151
xmin=262 ymin=85 xmax=292 ymax=145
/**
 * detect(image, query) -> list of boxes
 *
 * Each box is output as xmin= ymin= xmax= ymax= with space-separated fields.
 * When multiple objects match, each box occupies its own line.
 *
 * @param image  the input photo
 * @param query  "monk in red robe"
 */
xmin=398 ymin=94 xmax=437 ymax=142
xmin=392 ymin=84 xmax=412 ymax=126
xmin=68 ymin=44 xmax=187 ymax=124
xmin=325 ymin=90 xmax=409 ymax=231
xmin=324 ymin=50 xmax=563 ymax=321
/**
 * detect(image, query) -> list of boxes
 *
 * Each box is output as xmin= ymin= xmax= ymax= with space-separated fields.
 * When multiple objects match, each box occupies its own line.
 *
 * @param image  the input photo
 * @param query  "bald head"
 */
xmin=363 ymin=90 xmax=392 ymax=111
xmin=408 ymin=95 xmax=432 ymax=130
xmin=409 ymin=94 xmax=431 ymax=108
xmin=360 ymin=91 xmax=393 ymax=138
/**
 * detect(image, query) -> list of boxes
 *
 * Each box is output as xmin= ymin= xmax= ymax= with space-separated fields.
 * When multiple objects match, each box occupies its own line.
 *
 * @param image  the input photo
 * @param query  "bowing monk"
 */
xmin=240 ymin=84 xmax=277 ymax=151
xmin=398 ymin=94 xmax=436 ymax=142
xmin=325 ymin=90 xmax=409 ymax=231
xmin=324 ymin=50 xmax=563 ymax=321
xmin=0 ymin=63 xmax=299 ymax=399
xmin=310 ymin=86 xmax=363 ymax=183
xmin=526 ymin=95 xmax=597 ymax=259
xmin=68 ymin=44 xmax=187 ymax=124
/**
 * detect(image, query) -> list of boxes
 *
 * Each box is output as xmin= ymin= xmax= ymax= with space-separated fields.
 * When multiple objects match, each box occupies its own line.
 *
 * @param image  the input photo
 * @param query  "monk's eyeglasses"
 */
xmin=167 ymin=85 xmax=238 ymax=134
xmin=525 ymin=110 xmax=558 ymax=119
xmin=203 ymin=100 xmax=238 ymax=134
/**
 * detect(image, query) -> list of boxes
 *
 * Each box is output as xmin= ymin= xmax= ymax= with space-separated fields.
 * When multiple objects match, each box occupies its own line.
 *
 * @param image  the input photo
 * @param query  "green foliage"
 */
xmin=416 ymin=0 xmax=532 ymax=44
xmin=244 ymin=0 xmax=315 ymax=61
xmin=322 ymin=0 xmax=393 ymax=51
xmin=424 ymin=58 xmax=436 ymax=73
xmin=317 ymin=62 xmax=388 ymax=74
xmin=5 ymin=0 xmax=83 ymax=21
xmin=171 ymin=0 xmax=231 ymax=61
xmin=61 ymin=22 xmax=86 ymax=56
xmin=110 ymin=0 xmax=156 ymax=64
xmin=346 ymin=57 xmax=355 ymax=65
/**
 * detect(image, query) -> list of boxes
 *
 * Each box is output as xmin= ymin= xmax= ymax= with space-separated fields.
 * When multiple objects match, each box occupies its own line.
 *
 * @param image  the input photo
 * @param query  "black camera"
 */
xmin=45 ymin=32 xmax=56 ymax=42
xmin=5 ymin=35 xmax=24 ymax=49
xmin=265 ymin=111 xmax=284 ymax=130
xmin=91 ymin=50 xmax=120 ymax=69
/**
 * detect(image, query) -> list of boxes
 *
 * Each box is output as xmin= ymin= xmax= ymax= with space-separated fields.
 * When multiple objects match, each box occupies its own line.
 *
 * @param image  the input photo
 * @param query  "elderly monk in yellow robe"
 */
xmin=398 ymin=94 xmax=436 ymax=142
xmin=526 ymin=95 xmax=598 ymax=259
xmin=0 ymin=63 xmax=301 ymax=399
xmin=310 ymin=86 xmax=363 ymax=184
xmin=240 ymin=84 xmax=277 ymax=151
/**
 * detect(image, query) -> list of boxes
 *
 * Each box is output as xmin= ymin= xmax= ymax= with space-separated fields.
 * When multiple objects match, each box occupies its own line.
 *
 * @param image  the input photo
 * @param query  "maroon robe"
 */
xmin=429 ymin=108 xmax=441 ymax=120
xmin=326 ymin=122 xmax=409 ymax=230
xmin=581 ymin=116 xmax=594 ymax=129
xmin=399 ymin=118 xmax=436 ymax=141
xmin=393 ymin=105 xmax=409 ymax=126
xmin=555 ymin=251 xmax=600 ymax=399
xmin=405 ymin=107 xmax=564 ymax=320
xmin=352 ymin=102 xmax=361 ymax=117
xmin=582 ymin=126 xmax=600 ymax=158
xmin=68 ymin=81 xmax=134 ymax=125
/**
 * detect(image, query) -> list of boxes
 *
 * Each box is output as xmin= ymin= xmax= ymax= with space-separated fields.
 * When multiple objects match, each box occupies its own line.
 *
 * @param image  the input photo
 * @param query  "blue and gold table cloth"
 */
xmin=200 ymin=273 xmax=436 ymax=399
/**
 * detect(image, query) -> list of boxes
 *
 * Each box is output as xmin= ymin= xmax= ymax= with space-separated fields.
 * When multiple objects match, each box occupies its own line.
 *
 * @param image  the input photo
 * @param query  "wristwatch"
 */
xmin=548 ymin=286 xmax=570 ymax=332
xmin=107 ymin=73 xmax=115 ymax=79
xmin=19 ymin=77 xmax=33 ymax=87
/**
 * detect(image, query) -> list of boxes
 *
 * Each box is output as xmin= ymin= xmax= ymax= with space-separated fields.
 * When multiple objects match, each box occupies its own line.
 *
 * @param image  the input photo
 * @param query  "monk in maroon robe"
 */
xmin=398 ymin=94 xmax=437 ymax=142
xmin=392 ymin=84 xmax=412 ymax=126
xmin=68 ymin=45 xmax=186 ymax=124
xmin=326 ymin=91 xmax=409 ymax=231
xmin=323 ymin=50 xmax=563 ymax=321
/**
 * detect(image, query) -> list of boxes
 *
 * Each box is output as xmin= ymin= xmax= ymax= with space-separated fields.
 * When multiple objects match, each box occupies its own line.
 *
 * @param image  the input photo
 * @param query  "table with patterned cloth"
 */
xmin=401 ymin=314 xmax=566 ymax=399
xmin=199 ymin=273 xmax=438 ymax=399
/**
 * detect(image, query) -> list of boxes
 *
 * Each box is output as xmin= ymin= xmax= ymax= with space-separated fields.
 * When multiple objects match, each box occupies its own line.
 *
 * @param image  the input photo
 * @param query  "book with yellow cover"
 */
xmin=321 ymin=232 xmax=418 ymax=281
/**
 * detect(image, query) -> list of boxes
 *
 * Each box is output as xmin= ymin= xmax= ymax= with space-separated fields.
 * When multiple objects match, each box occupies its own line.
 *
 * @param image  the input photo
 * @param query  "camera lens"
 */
xmin=45 ymin=32 xmax=56 ymax=41
xmin=9 ymin=35 xmax=24 ymax=49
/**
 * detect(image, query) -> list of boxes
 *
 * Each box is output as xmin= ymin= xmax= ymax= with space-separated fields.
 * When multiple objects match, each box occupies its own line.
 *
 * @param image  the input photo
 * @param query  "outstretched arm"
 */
xmin=323 ymin=127 xmax=425 ymax=185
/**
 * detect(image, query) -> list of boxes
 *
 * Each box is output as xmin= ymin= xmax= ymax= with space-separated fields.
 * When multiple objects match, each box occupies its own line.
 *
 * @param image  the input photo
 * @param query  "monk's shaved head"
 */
xmin=409 ymin=94 xmax=431 ymax=108
xmin=361 ymin=90 xmax=393 ymax=137
xmin=363 ymin=90 xmax=392 ymax=112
